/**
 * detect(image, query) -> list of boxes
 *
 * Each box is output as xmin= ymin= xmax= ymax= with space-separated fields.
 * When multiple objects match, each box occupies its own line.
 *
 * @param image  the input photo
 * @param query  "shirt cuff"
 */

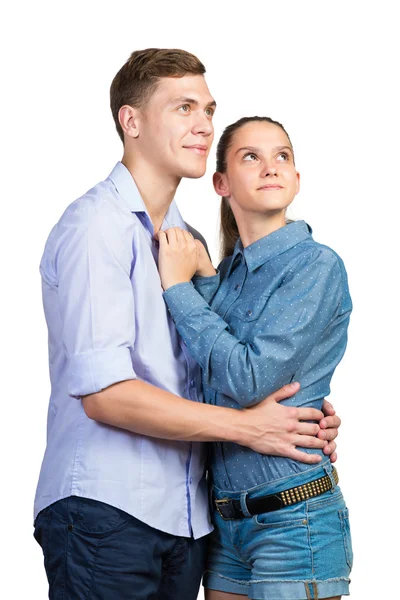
xmin=68 ymin=347 xmax=137 ymax=398
xmin=163 ymin=282 xmax=210 ymax=326
xmin=192 ymin=271 xmax=220 ymax=304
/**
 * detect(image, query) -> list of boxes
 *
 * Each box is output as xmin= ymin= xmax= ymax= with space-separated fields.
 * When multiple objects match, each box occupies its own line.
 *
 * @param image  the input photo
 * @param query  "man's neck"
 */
xmin=121 ymin=154 xmax=181 ymax=234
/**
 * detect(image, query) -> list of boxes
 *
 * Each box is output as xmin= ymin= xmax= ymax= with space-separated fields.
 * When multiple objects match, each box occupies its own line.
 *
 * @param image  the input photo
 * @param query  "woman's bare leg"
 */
xmin=205 ymin=589 xmax=248 ymax=600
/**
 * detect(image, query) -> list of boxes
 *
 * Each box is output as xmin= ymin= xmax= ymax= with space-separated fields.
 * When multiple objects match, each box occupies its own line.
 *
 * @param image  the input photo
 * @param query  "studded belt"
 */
xmin=214 ymin=468 xmax=339 ymax=520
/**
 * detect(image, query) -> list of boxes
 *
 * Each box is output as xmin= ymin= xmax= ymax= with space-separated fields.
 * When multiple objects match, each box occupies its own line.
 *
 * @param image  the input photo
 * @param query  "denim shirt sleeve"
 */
xmin=42 ymin=203 xmax=137 ymax=398
xmin=192 ymin=271 xmax=220 ymax=304
xmin=163 ymin=248 xmax=348 ymax=406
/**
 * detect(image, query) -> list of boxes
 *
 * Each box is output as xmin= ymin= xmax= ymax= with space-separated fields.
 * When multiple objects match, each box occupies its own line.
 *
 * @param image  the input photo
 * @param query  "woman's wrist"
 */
xmin=195 ymin=266 xmax=217 ymax=278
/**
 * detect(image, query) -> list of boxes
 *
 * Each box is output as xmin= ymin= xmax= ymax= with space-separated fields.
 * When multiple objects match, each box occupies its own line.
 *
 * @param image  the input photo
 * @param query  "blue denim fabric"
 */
xmin=203 ymin=462 xmax=352 ymax=599
xmin=164 ymin=221 xmax=352 ymax=491
xmin=34 ymin=496 xmax=208 ymax=599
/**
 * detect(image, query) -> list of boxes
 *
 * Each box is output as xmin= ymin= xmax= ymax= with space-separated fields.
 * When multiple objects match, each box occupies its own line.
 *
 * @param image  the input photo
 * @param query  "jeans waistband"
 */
xmin=211 ymin=460 xmax=336 ymax=500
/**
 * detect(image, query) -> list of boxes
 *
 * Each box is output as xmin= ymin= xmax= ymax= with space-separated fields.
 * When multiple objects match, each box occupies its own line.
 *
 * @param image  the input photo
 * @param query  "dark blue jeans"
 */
xmin=34 ymin=496 xmax=208 ymax=599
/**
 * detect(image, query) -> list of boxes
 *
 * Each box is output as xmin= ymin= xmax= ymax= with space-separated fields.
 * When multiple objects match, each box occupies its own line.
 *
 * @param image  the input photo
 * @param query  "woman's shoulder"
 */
xmin=291 ymin=236 xmax=347 ymax=273
xmin=287 ymin=238 xmax=351 ymax=306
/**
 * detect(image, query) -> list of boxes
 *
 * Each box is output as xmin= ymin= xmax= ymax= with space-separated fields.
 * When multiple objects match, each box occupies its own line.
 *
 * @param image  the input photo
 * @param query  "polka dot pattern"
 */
xmin=164 ymin=221 xmax=352 ymax=491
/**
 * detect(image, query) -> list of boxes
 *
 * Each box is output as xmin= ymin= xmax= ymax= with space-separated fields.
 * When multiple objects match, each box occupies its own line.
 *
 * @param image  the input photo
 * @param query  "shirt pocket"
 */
xmin=228 ymin=295 xmax=271 ymax=340
xmin=230 ymin=294 xmax=271 ymax=322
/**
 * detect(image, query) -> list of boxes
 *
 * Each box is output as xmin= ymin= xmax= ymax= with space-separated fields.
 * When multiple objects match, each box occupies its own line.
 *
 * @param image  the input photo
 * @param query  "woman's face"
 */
xmin=215 ymin=121 xmax=300 ymax=216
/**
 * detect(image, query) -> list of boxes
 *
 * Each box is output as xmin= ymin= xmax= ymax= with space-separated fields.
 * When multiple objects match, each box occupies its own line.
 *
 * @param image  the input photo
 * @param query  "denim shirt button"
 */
xmin=235 ymin=284 xmax=240 ymax=291
xmin=246 ymin=309 xmax=252 ymax=317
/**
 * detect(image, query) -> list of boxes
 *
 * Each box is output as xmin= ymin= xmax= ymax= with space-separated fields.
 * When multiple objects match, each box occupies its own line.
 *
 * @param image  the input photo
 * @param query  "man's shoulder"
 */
xmin=184 ymin=222 xmax=207 ymax=245
xmin=42 ymin=177 xmax=130 ymax=259
xmin=59 ymin=179 xmax=118 ymax=222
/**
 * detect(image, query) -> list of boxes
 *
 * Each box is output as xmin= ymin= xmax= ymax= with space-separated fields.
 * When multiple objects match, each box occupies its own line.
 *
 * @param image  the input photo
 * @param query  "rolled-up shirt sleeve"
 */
xmin=47 ymin=202 xmax=137 ymax=398
xmin=164 ymin=248 xmax=349 ymax=406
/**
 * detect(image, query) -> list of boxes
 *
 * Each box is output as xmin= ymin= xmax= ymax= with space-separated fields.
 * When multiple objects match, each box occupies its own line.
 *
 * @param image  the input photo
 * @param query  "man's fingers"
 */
xmin=319 ymin=414 xmax=341 ymax=430
xmin=318 ymin=425 xmax=339 ymax=442
xmin=267 ymin=382 xmax=300 ymax=403
xmin=295 ymin=435 xmax=327 ymax=450
xmin=322 ymin=399 xmax=335 ymax=416
xmin=297 ymin=407 xmax=324 ymax=422
xmin=287 ymin=448 xmax=322 ymax=464
xmin=329 ymin=451 xmax=338 ymax=464
xmin=296 ymin=422 xmax=320 ymax=437
xmin=323 ymin=440 xmax=337 ymax=456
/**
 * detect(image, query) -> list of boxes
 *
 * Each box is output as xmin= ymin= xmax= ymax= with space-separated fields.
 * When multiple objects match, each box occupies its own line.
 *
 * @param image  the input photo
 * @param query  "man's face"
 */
xmin=136 ymin=75 xmax=216 ymax=180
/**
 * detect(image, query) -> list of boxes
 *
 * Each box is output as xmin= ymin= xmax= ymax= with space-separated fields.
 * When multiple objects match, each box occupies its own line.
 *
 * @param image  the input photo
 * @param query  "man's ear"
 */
xmin=213 ymin=172 xmax=230 ymax=197
xmin=118 ymin=105 xmax=140 ymax=139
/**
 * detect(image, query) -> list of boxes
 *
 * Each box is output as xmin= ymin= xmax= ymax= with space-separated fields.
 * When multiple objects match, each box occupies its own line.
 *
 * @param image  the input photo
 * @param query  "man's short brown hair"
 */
xmin=110 ymin=48 xmax=206 ymax=142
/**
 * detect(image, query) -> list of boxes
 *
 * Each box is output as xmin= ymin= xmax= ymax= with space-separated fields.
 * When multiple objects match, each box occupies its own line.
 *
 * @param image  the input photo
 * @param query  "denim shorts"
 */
xmin=204 ymin=463 xmax=353 ymax=599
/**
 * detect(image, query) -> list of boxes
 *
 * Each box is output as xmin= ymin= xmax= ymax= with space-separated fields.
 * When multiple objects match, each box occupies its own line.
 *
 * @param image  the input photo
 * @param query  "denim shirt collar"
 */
xmin=107 ymin=161 xmax=186 ymax=235
xmin=228 ymin=221 xmax=312 ymax=276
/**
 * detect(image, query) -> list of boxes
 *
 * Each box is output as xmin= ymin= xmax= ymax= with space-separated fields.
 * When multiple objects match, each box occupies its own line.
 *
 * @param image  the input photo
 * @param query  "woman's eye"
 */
xmin=243 ymin=153 xmax=258 ymax=161
xmin=277 ymin=152 xmax=289 ymax=161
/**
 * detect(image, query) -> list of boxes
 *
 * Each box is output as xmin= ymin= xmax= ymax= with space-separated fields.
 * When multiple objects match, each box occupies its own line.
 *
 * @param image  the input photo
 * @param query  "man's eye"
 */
xmin=205 ymin=107 xmax=214 ymax=117
xmin=178 ymin=105 xmax=190 ymax=113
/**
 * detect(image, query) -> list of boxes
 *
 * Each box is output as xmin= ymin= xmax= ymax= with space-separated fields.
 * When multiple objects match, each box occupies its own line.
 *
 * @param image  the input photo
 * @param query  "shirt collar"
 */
xmin=107 ymin=161 xmax=187 ymax=233
xmin=227 ymin=221 xmax=312 ymax=276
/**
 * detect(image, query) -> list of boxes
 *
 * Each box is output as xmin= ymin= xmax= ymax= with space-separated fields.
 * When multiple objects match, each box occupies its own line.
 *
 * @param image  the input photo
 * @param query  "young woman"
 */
xmin=158 ymin=116 xmax=353 ymax=600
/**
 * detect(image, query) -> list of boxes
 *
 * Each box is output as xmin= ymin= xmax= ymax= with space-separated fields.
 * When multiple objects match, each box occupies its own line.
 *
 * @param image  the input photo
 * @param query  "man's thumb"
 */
xmin=270 ymin=382 xmax=300 ymax=403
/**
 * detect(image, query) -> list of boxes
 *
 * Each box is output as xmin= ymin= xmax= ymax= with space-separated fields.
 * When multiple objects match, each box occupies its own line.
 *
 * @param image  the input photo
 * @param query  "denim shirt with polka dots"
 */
xmin=163 ymin=221 xmax=352 ymax=491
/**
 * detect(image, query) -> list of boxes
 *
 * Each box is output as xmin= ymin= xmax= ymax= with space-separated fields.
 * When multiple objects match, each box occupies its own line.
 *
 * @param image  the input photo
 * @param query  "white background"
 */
xmin=2 ymin=1 xmax=399 ymax=598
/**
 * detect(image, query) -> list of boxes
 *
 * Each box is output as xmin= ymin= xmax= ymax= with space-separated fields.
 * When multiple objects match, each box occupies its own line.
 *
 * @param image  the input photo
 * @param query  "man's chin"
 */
xmin=179 ymin=165 xmax=207 ymax=180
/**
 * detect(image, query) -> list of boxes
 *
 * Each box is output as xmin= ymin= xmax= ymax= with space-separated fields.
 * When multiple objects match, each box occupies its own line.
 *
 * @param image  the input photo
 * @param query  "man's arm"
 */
xmin=83 ymin=380 xmax=328 ymax=463
xmin=55 ymin=205 xmax=333 ymax=463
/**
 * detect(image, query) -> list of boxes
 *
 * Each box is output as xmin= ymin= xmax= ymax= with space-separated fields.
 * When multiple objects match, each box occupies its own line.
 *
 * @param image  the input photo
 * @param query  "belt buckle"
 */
xmin=215 ymin=497 xmax=233 ymax=520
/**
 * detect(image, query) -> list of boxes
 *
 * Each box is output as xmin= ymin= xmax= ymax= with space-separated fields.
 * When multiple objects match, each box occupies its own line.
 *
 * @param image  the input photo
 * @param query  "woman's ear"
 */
xmin=213 ymin=172 xmax=230 ymax=197
xmin=295 ymin=170 xmax=300 ymax=195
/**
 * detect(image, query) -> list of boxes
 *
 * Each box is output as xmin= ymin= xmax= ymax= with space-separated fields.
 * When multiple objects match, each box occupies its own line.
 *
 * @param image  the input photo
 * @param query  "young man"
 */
xmin=34 ymin=48 xmax=341 ymax=600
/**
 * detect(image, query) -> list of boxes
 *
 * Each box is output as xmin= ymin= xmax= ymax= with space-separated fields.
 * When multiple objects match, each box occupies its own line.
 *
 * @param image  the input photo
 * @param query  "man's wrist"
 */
xmin=217 ymin=406 xmax=249 ymax=447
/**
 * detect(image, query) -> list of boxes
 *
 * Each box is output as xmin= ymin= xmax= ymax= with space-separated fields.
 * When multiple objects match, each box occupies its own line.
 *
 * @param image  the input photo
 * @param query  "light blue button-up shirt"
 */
xmin=34 ymin=162 xmax=211 ymax=539
xmin=164 ymin=221 xmax=352 ymax=491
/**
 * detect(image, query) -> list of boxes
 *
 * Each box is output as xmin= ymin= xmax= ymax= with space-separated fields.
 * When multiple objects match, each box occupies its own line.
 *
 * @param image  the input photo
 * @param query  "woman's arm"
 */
xmin=160 ymin=231 xmax=350 ymax=407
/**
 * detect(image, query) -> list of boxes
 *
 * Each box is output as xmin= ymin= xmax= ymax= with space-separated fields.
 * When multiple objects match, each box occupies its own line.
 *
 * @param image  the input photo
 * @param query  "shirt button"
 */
xmin=246 ymin=309 xmax=253 ymax=317
xmin=189 ymin=477 xmax=193 ymax=484
xmin=190 ymin=380 xmax=195 ymax=387
xmin=235 ymin=283 xmax=240 ymax=291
